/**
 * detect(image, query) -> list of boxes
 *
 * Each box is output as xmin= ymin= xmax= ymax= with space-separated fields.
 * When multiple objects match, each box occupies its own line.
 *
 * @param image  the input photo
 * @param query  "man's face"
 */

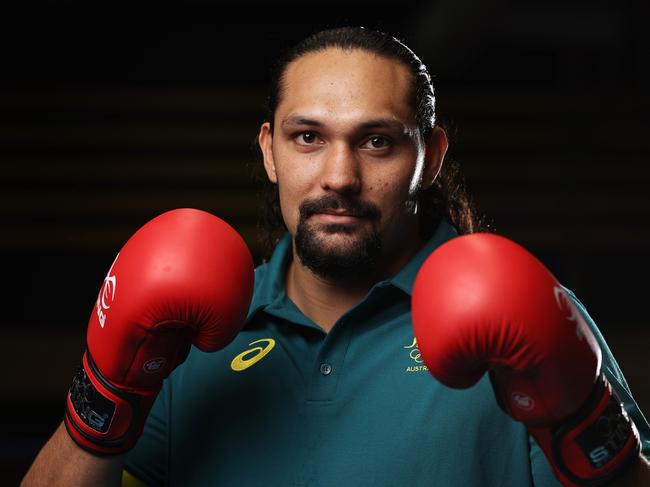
xmin=259 ymin=48 xmax=444 ymax=280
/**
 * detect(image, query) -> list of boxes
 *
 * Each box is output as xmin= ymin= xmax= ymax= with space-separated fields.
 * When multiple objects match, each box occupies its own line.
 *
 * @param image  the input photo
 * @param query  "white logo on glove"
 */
xmin=143 ymin=357 xmax=166 ymax=373
xmin=97 ymin=254 xmax=118 ymax=328
xmin=511 ymin=392 xmax=535 ymax=411
xmin=553 ymin=285 xmax=584 ymax=341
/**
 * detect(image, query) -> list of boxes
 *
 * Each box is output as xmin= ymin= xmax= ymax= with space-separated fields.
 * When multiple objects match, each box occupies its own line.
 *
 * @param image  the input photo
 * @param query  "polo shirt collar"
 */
xmin=247 ymin=233 xmax=294 ymax=322
xmin=388 ymin=219 xmax=458 ymax=296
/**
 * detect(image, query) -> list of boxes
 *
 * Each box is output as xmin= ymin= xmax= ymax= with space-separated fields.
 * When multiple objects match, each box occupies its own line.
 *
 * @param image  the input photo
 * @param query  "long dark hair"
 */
xmin=256 ymin=26 xmax=486 ymax=254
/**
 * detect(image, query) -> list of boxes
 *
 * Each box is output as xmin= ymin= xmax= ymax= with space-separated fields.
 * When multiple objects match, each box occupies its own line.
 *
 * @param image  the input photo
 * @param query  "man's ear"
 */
xmin=258 ymin=122 xmax=277 ymax=184
xmin=421 ymin=126 xmax=449 ymax=190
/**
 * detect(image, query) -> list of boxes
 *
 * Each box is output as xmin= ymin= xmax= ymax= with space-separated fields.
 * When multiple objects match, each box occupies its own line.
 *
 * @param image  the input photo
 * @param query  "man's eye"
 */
xmin=296 ymin=132 xmax=318 ymax=145
xmin=364 ymin=136 xmax=391 ymax=149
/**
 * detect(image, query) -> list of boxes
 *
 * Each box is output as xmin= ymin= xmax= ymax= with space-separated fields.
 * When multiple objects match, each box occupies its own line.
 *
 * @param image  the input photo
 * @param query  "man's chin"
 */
xmin=294 ymin=222 xmax=382 ymax=280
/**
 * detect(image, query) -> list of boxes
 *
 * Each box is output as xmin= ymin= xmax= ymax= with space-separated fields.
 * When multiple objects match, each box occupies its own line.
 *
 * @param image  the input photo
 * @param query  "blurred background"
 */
xmin=1 ymin=0 xmax=649 ymax=483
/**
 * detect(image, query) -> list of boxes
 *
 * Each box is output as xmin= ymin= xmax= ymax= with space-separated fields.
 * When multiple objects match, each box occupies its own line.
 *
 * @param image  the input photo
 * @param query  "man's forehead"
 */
xmin=282 ymin=47 xmax=411 ymax=88
xmin=278 ymin=48 xmax=415 ymax=125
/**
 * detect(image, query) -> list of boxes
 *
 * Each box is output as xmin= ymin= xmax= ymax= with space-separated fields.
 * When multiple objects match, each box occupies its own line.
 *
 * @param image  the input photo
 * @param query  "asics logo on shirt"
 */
xmin=231 ymin=338 xmax=276 ymax=372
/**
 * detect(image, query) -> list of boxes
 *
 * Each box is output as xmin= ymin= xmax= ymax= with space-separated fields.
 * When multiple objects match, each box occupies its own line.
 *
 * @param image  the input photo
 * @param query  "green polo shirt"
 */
xmin=125 ymin=221 xmax=650 ymax=486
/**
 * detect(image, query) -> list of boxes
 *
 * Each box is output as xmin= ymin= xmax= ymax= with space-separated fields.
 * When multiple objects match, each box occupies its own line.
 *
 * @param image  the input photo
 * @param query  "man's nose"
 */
xmin=319 ymin=142 xmax=361 ymax=194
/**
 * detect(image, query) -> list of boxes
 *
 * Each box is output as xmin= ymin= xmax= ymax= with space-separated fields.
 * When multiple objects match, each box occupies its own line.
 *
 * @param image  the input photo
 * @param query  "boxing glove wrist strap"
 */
xmin=64 ymin=350 xmax=157 ymax=455
xmin=533 ymin=374 xmax=641 ymax=486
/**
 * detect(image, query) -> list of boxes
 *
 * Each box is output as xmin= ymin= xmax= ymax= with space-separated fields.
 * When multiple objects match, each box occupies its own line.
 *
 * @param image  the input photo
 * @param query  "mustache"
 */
xmin=298 ymin=194 xmax=381 ymax=221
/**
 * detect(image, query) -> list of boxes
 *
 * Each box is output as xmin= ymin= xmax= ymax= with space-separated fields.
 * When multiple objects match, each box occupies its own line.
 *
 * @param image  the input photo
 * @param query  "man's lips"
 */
xmin=311 ymin=211 xmax=365 ymax=223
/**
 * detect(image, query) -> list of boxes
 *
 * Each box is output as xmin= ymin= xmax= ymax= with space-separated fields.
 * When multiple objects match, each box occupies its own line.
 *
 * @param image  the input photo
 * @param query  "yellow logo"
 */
xmin=230 ymin=338 xmax=276 ymax=372
xmin=403 ymin=337 xmax=428 ymax=373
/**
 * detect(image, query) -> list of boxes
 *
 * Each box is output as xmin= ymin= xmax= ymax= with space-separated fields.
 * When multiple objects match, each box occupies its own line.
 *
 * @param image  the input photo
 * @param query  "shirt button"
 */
xmin=319 ymin=363 xmax=332 ymax=375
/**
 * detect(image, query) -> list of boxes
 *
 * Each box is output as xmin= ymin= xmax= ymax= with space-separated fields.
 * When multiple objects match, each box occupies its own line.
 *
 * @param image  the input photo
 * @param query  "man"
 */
xmin=22 ymin=27 xmax=650 ymax=486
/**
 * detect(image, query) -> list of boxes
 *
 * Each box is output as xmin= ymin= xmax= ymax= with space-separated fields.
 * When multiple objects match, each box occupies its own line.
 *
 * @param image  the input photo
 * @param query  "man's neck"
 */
xmin=285 ymin=260 xmax=370 ymax=332
xmin=285 ymin=237 xmax=423 ymax=333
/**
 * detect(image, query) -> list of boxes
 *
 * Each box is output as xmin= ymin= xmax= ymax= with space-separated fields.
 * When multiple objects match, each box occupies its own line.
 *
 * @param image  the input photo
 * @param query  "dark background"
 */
xmin=2 ymin=0 xmax=649 ymax=483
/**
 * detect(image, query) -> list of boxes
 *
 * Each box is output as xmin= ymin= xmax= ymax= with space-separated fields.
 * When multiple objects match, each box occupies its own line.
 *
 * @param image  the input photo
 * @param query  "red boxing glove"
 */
xmin=412 ymin=233 xmax=640 ymax=486
xmin=64 ymin=209 xmax=254 ymax=454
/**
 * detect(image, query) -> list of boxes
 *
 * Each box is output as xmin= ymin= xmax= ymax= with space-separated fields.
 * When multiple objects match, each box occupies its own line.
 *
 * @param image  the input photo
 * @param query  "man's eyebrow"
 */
xmin=281 ymin=116 xmax=414 ymax=134
xmin=361 ymin=118 xmax=419 ymax=138
xmin=359 ymin=118 xmax=409 ymax=132
xmin=281 ymin=116 xmax=323 ymax=128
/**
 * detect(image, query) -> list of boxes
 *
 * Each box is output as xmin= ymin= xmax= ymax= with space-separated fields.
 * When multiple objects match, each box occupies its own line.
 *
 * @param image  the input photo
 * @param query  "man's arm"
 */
xmin=23 ymin=209 xmax=254 ymax=485
xmin=21 ymin=421 xmax=123 ymax=487
xmin=412 ymin=233 xmax=647 ymax=486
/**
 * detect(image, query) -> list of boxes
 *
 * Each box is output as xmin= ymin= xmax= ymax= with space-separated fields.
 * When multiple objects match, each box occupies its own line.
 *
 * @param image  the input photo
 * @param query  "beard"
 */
xmin=294 ymin=194 xmax=382 ymax=281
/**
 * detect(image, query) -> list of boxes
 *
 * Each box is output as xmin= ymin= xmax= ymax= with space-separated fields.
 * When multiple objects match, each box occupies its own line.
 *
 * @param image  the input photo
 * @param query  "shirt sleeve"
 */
xmin=563 ymin=286 xmax=650 ymax=460
xmin=529 ymin=287 xmax=650 ymax=485
xmin=529 ymin=435 xmax=563 ymax=486
xmin=123 ymin=378 xmax=172 ymax=487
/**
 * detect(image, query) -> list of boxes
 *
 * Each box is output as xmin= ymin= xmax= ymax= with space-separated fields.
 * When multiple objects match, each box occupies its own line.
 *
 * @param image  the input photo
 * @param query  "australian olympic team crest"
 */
xmin=404 ymin=337 xmax=428 ymax=373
